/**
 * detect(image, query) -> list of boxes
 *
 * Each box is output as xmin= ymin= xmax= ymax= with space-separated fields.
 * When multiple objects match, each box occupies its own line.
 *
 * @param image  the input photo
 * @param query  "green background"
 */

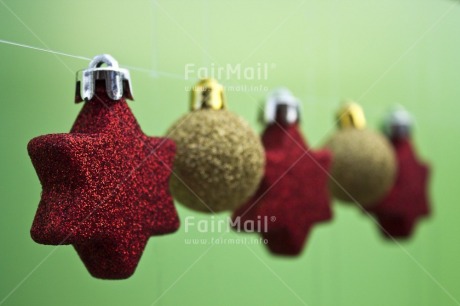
xmin=1 ymin=0 xmax=459 ymax=305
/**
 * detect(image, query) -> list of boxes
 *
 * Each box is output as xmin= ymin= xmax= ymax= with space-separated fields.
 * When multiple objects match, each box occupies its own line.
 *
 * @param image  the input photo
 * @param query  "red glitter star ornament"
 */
xmin=232 ymin=89 xmax=333 ymax=256
xmin=28 ymin=55 xmax=179 ymax=279
xmin=367 ymin=108 xmax=431 ymax=239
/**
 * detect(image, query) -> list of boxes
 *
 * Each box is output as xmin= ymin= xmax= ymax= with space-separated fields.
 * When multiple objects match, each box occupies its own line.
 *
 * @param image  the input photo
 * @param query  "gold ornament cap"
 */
xmin=336 ymin=101 xmax=366 ymax=129
xmin=190 ymin=78 xmax=226 ymax=111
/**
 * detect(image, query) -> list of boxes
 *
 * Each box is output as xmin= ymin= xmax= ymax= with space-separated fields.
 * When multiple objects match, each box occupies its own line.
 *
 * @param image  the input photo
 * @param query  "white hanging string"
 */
xmin=0 ymin=38 xmax=186 ymax=80
xmin=202 ymin=0 xmax=211 ymax=69
xmin=0 ymin=38 xmax=269 ymax=88
xmin=149 ymin=1 xmax=162 ymax=304
xmin=328 ymin=4 xmax=342 ymax=306
xmin=124 ymin=65 xmax=185 ymax=80
xmin=0 ymin=38 xmax=91 ymax=61
xmin=151 ymin=0 xmax=159 ymax=74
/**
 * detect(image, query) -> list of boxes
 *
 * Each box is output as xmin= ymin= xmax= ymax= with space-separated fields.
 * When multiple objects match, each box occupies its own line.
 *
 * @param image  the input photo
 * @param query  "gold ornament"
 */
xmin=167 ymin=79 xmax=265 ymax=213
xmin=325 ymin=102 xmax=396 ymax=206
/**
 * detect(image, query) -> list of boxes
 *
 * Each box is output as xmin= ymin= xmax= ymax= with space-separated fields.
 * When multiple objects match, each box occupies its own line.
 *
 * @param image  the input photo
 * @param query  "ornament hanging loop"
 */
xmin=89 ymin=54 xmax=118 ymax=69
xmin=75 ymin=54 xmax=134 ymax=103
xmin=264 ymin=88 xmax=300 ymax=125
xmin=336 ymin=101 xmax=366 ymax=129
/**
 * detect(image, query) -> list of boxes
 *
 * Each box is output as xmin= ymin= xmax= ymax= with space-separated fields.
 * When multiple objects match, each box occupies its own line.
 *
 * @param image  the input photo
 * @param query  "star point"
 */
xmin=367 ymin=138 xmax=431 ymax=239
xmin=28 ymin=86 xmax=179 ymax=279
xmin=232 ymin=124 xmax=332 ymax=256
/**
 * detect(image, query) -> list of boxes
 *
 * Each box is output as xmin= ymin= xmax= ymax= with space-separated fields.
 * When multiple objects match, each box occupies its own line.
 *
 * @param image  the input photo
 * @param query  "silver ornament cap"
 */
xmin=383 ymin=105 xmax=413 ymax=139
xmin=264 ymin=88 xmax=301 ymax=125
xmin=75 ymin=54 xmax=134 ymax=102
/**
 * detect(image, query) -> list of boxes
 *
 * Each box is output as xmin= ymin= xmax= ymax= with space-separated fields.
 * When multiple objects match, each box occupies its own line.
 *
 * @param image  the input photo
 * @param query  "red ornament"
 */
xmin=232 ymin=89 xmax=332 ymax=256
xmin=367 ymin=137 xmax=431 ymax=238
xmin=28 ymin=55 xmax=179 ymax=279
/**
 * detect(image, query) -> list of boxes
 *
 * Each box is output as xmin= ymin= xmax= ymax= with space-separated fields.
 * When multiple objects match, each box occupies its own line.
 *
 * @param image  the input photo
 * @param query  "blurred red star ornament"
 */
xmin=232 ymin=89 xmax=332 ymax=256
xmin=28 ymin=55 xmax=179 ymax=279
xmin=367 ymin=107 xmax=431 ymax=239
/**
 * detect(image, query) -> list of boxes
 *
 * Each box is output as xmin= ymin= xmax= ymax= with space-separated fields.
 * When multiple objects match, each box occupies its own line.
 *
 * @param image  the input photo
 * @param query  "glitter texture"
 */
xmin=366 ymin=137 xmax=431 ymax=238
xmin=167 ymin=109 xmax=265 ymax=213
xmin=28 ymin=83 xmax=179 ymax=279
xmin=232 ymin=124 xmax=332 ymax=256
xmin=325 ymin=129 xmax=397 ymax=206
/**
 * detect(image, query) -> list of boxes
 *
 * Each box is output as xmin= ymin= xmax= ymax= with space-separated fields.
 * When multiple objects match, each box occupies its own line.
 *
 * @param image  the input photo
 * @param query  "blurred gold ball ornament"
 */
xmin=324 ymin=102 xmax=396 ymax=207
xmin=167 ymin=79 xmax=265 ymax=213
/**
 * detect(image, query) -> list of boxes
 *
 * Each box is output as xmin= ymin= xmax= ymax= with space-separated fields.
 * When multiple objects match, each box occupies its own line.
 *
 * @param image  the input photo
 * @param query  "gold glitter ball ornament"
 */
xmin=324 ymin=102 xmax=396 ymax=207
xmin=167 ymin=79 xmax=265 ymax=213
